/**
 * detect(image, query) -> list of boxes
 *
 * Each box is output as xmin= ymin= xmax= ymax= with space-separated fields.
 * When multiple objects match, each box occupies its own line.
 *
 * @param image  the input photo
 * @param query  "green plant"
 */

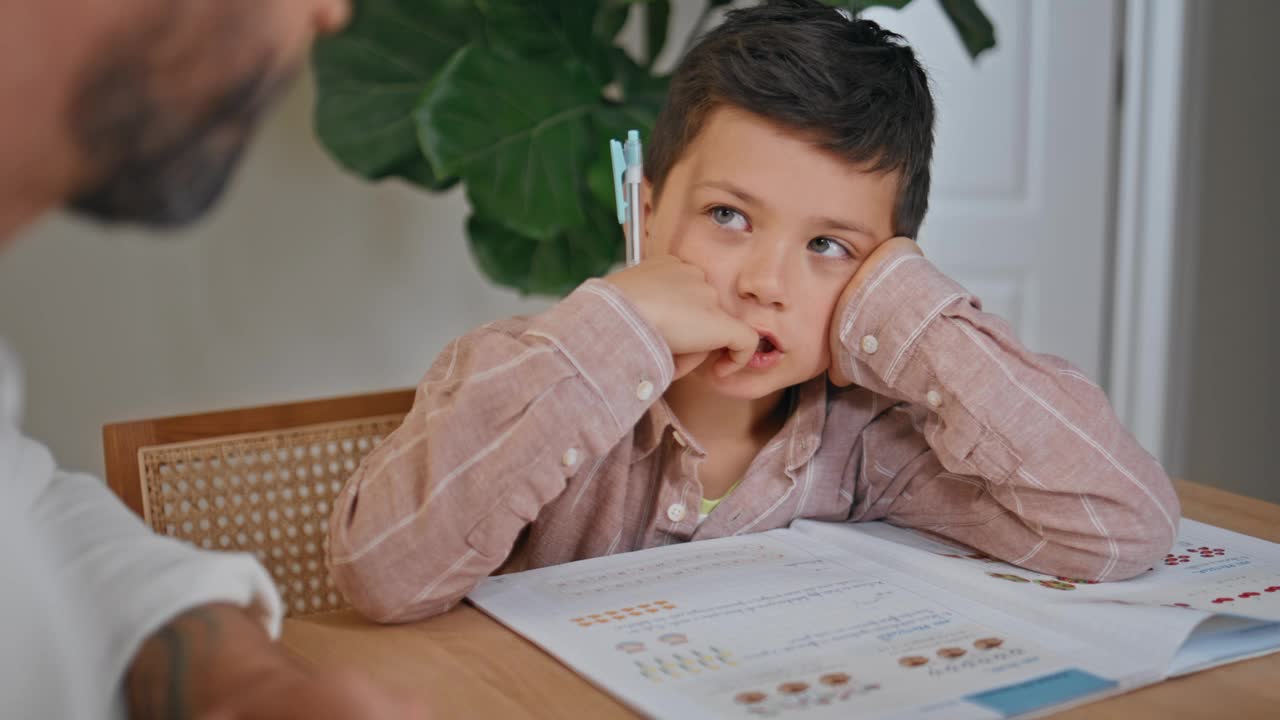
xmin=313 ymin=0 xmax=994 ymax=295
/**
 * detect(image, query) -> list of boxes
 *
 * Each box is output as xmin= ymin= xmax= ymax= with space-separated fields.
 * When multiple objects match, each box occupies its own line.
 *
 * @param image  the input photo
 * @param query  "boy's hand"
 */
xmin=605 ymin=256 xmax=759 ymax=380
xmin=829 ymin=236 xmax=923 ymax=387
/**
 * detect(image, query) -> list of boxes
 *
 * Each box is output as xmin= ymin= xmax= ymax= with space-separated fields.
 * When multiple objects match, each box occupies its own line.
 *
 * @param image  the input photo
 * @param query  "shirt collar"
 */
xmin=781 ymin=376 xmax=828 ymax=472
xmin=631 ymin=397 xmax=701 ymax=463
xmin=630 ymin=376 xmax=829 ymax=468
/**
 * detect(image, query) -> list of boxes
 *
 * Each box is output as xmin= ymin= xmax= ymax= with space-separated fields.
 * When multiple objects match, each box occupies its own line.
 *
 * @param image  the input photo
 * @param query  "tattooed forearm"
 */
xmin=125 ymin=605 xmax=232 ymax=720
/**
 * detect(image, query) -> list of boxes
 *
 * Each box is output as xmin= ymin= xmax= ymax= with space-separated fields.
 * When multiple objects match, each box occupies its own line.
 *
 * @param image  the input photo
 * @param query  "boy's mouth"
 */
xmin=746 ymin=330 xmax=783 ymax=370
xmin=755 ymin=331 xmax=782 ymax=354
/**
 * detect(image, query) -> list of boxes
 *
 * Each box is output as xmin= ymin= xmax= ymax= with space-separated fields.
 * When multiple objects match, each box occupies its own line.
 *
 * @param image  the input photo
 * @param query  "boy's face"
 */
xmin=644 ymin=106 xmax=899 ymax=400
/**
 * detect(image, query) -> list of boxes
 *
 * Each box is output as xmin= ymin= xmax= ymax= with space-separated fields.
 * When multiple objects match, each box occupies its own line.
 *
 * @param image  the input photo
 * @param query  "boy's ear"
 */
xmin=641 ymin=177 xmax=654 ymax=245
xmin=621 ymin=179 xmax=654 ymax=253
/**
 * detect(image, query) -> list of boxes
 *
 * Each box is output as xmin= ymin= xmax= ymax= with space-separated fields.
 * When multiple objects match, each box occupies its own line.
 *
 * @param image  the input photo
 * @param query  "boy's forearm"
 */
xmin=328 ymin=280 xmax=672 ymax=622
xmin=836 ymin=248 xmax=1179 ymax=579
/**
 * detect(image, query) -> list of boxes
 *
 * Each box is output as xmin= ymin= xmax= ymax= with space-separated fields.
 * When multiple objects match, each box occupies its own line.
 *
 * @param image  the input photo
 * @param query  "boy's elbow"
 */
xmin=1035 ymin=464 xmax=1180 ymax=582
xmin=1090 ymin=493 xmax=1180 ymax=582
xmin=1111 ymin=461 xmax=1181 ymax=579
xmin=326 ymin=514 xmax=478 ymax=623
xmin=1032 ymin=520 xmax=1174 ymax=583
xmin=328 ymin=552 xmax=463 ymax=624
xmin=1104 ymin=527 xmax=1175 ymax=580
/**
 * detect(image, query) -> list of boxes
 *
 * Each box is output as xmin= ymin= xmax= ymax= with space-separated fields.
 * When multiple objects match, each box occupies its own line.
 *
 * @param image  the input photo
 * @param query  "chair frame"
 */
xmin=103 ymin=388 xmax=415 ymax=518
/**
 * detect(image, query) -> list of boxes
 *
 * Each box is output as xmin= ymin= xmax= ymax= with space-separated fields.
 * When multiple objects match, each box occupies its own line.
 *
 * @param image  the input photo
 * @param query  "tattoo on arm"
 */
xmin=126 ymin=606 xmax=224 ymax=720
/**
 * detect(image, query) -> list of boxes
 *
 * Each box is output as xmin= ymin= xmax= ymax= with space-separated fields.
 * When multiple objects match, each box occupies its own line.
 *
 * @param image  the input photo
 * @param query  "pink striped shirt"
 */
xmin=328 ymin=248 xmax=1180 ymax=623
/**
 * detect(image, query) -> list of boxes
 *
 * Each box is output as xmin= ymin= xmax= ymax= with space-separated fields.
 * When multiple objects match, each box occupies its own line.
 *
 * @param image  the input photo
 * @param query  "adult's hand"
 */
xmin=126 ymin=603 xmax=426 ymax=720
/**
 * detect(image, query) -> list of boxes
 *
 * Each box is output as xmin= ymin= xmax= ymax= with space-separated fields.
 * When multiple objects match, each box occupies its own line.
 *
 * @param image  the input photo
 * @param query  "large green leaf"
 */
xmin=312 ymin=0 xmax=481 ymax=189
xmin=467 ymin=206 xmax=620 ymax=296
xmin=939 ymin=0 xmax=996 ymax=59
xmin=416 ymin=46 xmax=600 ymax=241
xmin=479 ymin=0 xmax=614 ymax=84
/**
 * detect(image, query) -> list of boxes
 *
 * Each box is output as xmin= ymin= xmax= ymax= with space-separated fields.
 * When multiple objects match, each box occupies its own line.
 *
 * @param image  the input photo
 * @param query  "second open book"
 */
xmin=468 ymin=516 xmax=1280 ymax=719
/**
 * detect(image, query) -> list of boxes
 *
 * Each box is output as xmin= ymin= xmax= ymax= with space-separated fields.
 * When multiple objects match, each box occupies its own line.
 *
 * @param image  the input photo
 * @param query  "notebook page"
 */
xmin=469 ymin=528 xmax=1139 ymax=720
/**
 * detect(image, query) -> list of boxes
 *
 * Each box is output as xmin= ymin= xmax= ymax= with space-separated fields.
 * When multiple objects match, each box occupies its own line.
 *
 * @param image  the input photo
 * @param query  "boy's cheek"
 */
xmin=663 ymin=225 xmax=708 ymax=265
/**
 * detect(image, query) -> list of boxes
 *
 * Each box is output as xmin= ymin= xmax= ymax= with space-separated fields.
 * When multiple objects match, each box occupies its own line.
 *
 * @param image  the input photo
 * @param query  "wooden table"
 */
xmin=282 ymin=481 xmax=1280 ymax=718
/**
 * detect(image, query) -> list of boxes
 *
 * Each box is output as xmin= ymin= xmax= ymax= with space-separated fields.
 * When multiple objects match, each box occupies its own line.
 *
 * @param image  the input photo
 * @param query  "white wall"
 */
xmin=0 ymin=74 xmax=552 ymax=477
xmin=1173 ymin=0 xmax=1280 ymax=502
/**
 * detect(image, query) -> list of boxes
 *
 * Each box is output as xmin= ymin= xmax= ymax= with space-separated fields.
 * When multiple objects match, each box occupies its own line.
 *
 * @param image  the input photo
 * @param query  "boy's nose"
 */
xmin=736 ymin=246 xmax=787 ymax=309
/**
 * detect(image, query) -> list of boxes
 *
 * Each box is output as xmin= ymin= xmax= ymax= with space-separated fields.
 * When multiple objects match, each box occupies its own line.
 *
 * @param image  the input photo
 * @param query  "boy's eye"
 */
xmin=708 ymin=206 xmax=749 ymax=231
xmin=808 ymin=236 xmax=851 ymax=259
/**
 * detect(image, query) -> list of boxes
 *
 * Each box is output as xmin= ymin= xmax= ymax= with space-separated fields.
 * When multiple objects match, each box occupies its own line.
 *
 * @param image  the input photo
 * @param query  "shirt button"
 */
xmin=636 ymin=380 xmax=654 ymax=401
xmin=672 ymin=430 xmax=687 ymax=447
xmin=562 ymin=448 xmax=580 ymax=467
xmin=666 ymin=503 xmax=687 ymax=522
xmin=926 ymin=390 xmax=943 ymax=408
xmin=861 ymin=335 xmax=880 ymax=354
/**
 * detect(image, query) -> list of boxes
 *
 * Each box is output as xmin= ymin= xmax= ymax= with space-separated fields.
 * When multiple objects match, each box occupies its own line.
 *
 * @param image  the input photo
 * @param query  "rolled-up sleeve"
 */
xmin=834 ymin=249 xmax=1180 ymax=581
xmin=2 ymin=424 xmax=280 ymax=719
xmin=327 ymin=279 xmax=674 ymax=622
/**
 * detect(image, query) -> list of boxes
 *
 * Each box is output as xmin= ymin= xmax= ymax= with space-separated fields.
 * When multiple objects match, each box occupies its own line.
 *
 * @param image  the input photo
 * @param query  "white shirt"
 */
xmin=0 ymin=339 xmax=282 ymax=719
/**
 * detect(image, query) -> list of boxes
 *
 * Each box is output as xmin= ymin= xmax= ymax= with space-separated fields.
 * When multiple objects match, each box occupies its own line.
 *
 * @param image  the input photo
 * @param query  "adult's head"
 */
xmin=0 ymin=0 xmax=350 ymax=241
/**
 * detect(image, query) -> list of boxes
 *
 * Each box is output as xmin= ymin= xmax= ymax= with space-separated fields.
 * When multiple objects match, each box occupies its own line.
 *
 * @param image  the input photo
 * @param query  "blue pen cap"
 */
xmin=609 ymin=138 xmax=628 ymax=225
xmin=624 ymin=129 xmax=642 ymax=166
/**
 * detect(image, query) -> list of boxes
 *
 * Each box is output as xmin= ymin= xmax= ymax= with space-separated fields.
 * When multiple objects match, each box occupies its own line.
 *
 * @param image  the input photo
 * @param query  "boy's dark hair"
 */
xmin=646 ymin=0 xmax=935 ymax=238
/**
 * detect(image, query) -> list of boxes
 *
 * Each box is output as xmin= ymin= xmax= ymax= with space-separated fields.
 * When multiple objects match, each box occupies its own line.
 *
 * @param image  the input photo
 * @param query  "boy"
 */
xmin=328 ymin=0 xmax=1179 ymax=623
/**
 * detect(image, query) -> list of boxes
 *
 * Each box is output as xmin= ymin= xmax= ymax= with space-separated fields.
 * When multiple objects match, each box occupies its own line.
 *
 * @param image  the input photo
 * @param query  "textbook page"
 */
xmin=468 ymin=529 xmax=1149 ymax=720
xmin=792 ymin=519 xmax=1280 ymax=676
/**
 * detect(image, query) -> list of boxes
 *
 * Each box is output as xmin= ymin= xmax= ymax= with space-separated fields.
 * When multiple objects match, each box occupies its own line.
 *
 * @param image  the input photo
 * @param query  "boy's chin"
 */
xmin=695 ymin=363 xmax=803 ymax=400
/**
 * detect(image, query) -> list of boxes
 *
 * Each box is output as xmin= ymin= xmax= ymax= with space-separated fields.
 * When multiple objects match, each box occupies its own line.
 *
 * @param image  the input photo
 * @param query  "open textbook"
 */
xmin=467 ymin=519 xmax=1280 ymax=719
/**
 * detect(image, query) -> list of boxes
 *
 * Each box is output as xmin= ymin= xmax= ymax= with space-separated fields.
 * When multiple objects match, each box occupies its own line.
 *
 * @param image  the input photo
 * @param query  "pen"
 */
xmin=610 ymin=130 xmax=644 ymax=266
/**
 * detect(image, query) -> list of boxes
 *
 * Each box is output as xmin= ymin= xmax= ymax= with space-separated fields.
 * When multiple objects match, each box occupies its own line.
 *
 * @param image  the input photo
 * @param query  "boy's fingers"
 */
xmin=713 ymin=318 xmax=758 ymax=376
xmin=672 ymin=352 xmax=709 ymax=381
xmin=722 ymin=345 xmax=755 ymax=375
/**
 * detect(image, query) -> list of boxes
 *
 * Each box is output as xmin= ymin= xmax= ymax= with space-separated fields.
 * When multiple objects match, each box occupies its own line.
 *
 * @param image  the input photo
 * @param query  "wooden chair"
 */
xmin=103 ymin=389 xmax=415 ymax=617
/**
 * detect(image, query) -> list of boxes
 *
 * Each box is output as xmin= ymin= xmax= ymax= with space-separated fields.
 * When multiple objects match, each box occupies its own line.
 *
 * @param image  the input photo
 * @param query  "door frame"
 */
xmin=1107 ymin=0 xmax=1206 ymax=470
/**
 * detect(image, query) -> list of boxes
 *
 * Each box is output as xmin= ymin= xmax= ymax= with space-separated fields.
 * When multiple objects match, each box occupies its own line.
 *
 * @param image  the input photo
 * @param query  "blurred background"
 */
xmin=0 ymin=0 xmax=1275 ymax=500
